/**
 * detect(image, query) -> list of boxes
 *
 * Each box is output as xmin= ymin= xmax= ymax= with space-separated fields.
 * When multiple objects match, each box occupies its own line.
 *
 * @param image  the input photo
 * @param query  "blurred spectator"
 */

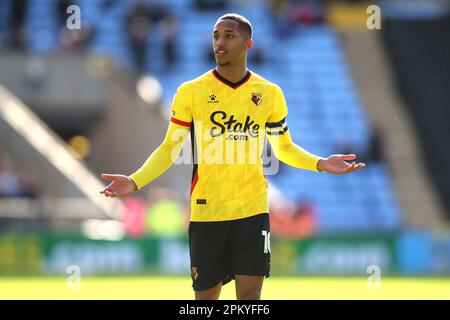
xmin=249 ymin=45 xmax=265 ymax=65
xmin=270 ymin=200 xmax=318 ymax=238
xmin=125 ymin=0 xmax=175 ymax=73
xmin=59 ymin=28 xmax=94 ymax=54
xmin=159 ymin=15 xmax=178 ymax=70
xmin=126 ymin=0 xmax=153 ymax=73
xmin=148 ymin=1 xmax=169 ymax=24
xmin=269 ymin=184 xmax=318 ymax=238
xmin=334 ymin=135 xmax=360 ymax=158
xmin=122 ymin=196 xmax=148 ymax=237
xmin=335 ymin=124 xmax=385 ymax=165
xmin=287 ymin=198 xmax=318 ymax=238
xmin=269 ymin=0 xmax=294 ymax=38
xmin=291 ymin=0 xmax=324 ymax=25
xmin=0 ymin=148 xmax=21 ymax=197
xmin=145 ymin=187 xmax=186 ymax=237
xmin=268 ymin=183 xmax=295 ymax=235
xmin=17 ymin=162 xmax=42 ymax=198
xmin=58 ymin=0 xmax=94 ymax=54
xmin=365 ymin=124 xmax=385 ymax=163
xmin=195 ymin=0 xmax=228 ymax=11
xmin=4 ymin=0 xmax=28 ymax=50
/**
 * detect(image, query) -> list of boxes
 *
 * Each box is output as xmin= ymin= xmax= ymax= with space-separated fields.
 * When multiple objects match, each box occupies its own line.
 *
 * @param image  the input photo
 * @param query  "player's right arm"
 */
xmin=100 ymin=83 xmax=193 ymax=198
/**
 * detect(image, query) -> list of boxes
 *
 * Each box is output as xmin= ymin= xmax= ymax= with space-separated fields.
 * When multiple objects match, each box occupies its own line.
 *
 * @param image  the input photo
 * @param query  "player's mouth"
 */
xmin=215 ymin=49 xmax=228 ymax=56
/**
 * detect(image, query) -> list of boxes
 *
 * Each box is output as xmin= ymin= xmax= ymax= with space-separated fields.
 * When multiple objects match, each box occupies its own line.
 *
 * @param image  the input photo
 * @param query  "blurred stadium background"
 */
xmin=0 ymin=0 xmax=449 ymax=299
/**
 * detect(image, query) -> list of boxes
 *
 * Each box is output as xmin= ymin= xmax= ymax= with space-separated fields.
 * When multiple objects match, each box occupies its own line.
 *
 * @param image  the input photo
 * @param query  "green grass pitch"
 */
xmin=1 ymin=276 xmax=449 ymax=300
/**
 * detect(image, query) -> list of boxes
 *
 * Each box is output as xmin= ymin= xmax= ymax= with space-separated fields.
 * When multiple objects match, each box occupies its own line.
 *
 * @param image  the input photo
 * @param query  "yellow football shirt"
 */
xmin=130 ymin=69 xmax=322 ymax=222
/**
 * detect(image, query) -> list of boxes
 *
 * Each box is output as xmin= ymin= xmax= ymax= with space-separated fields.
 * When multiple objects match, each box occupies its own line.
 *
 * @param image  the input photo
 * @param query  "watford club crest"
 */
xmin=251 ymin=93 xmax=262 ymax=106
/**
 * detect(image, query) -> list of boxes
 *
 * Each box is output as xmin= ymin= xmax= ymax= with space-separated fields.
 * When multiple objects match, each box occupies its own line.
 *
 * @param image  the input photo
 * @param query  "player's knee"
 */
xmin=195 ymin=292 xmax=220 ymax=300
xmin=236 ymin=287 xmax=262 ymax=300
xmin=195 ymin=283 xmax=222 ymax=300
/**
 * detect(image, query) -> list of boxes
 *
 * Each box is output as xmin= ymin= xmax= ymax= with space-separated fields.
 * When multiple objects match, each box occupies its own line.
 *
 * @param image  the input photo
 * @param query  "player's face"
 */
xmin=213 ymin=20 xmax=251 ymax=67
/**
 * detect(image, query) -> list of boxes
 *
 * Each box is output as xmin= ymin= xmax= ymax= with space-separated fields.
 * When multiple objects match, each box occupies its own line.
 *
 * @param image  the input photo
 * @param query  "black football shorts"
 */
xmin=188 ymin=213 xmax=271 ymax=291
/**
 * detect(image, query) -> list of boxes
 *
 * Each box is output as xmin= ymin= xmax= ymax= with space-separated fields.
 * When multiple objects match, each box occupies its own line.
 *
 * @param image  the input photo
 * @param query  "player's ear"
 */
xmin=247 ymin=38 xmax=253 ymax=49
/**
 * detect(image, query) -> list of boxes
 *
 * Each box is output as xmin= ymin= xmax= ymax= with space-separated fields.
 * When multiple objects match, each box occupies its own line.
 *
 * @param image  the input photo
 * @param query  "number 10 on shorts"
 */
xmin=262 ymin=230 xmax=271 ymax=253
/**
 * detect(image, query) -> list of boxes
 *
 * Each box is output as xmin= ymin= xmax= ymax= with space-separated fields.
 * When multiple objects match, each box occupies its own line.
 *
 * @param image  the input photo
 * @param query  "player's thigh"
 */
xmin=230 ymin=213 xmax=270 ymax=276
xmin=235 ymin=275 xmax=264 ymax=300
xmin=189 ymin=220 xmax=233 ymax=291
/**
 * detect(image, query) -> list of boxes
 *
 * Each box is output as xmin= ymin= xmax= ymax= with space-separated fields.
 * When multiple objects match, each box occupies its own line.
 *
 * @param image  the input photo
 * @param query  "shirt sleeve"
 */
xmin=170 ymin=82 xmax=193 ymax=127
xmin=265 ymin=85 xmax=288 ymax=134
xmin=266 ymin=85 xmax=323 ymax=172
xmin=128 ymin=121 xmax=190 ymax=190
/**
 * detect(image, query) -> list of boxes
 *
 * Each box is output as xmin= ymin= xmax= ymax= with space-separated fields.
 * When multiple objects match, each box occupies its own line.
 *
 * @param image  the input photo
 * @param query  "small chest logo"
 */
xmin=251 ymin=93 xmax=262 ymax=106
xmin=208 ymin=94 xmax=219 ymax=104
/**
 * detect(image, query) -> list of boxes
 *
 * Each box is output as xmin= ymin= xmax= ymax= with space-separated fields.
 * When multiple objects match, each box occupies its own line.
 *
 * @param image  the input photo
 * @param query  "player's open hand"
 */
xmin=317 ymin=154 xmax=365 ymax=175
xmin=99 ymin=174 xmax=137 ymax=198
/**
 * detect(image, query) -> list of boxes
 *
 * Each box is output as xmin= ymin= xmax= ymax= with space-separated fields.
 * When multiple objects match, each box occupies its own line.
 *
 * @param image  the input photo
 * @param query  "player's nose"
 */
xmin=215 ymin=36 xmax=227 ymax=47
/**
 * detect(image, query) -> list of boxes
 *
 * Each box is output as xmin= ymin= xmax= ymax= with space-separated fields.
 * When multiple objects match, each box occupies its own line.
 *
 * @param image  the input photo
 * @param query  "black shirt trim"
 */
xmin=212 ymin=69 xmax=251 ymax=89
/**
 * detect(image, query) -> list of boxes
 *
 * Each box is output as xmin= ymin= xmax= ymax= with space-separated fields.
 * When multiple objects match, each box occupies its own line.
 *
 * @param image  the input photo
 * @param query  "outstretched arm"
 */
xmin=128 ymin=121 xmax=190 ymax=189
xmin=316 ymin=153 xmax=365 ymax=174
xmin=100 ymin=121 xmax=190 ymax=197
xmin=100 ymin=82 xmax=193 ymax=198
xmin=266 ymin=85 xmax=364 ymax=175
xmin=266 ymin=125 xmax=323 ymax=172
xmin=266 ymin=127 xmax=365 ymax=174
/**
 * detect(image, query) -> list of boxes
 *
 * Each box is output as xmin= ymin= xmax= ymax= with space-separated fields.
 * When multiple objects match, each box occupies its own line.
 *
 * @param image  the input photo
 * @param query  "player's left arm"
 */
xmin=266 ymin=129 xmax=365 ymax=174
xmin=266 ymin=123 xmax=321 ymax=171
xmin=266 ymin=85 xmax=365 ymax=174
